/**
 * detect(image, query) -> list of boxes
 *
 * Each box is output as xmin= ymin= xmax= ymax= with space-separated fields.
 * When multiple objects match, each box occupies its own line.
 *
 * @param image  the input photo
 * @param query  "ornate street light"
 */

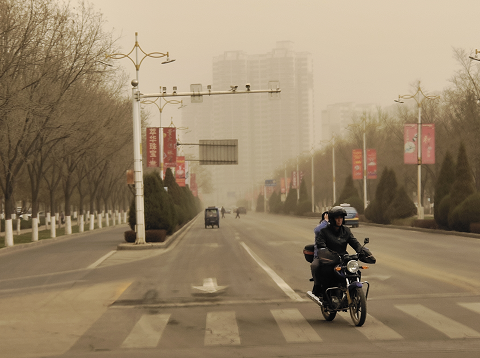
xmin=396 ymin=84 xmax=439 ymax=219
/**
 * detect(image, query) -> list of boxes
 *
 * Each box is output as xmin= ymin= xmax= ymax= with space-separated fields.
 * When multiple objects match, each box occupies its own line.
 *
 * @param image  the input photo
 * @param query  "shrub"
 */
xmin=387 ymin=186 xmax=417 ymax=220
xmin=411 ymin=220 xmax=438 ymax=229
xmin=256 ymin=194 xmax=265 ymax=212
xmin=128 ymin=171 xmax=175 ymax=234
xmin=295 ymin=200 xmax=312 ymax=215
xmin=124 ymin=230 xmax=136 ymax=243
xmin=451 ymin=192 xmax=480 ymax=232
xmin=124 ymin=229 xmax=167 ymax=243
xmin=344 ymin=196 xmax=364 ymax=215
xmin=434 ymin=151 xmax=455 ymax=226
xmin=470 ymin=223 xmax=480 ymax=234
xmin=437 ymin=194 xmax=451 ymax=229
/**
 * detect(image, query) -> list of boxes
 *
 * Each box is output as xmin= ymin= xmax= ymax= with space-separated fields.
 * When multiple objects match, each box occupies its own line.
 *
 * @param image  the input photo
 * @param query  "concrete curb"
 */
xmin=0 ymin=224 xmax=129 ymax=254
xmin=116 ymin=214 xmax=200 ymax=250
xmin=360 ymin=221 xmax=480 ymax=239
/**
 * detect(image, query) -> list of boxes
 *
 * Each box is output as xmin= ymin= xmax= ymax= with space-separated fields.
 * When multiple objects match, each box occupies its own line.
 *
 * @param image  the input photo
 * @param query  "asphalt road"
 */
xmin=1 ymin=213 xmax=480 ymax=358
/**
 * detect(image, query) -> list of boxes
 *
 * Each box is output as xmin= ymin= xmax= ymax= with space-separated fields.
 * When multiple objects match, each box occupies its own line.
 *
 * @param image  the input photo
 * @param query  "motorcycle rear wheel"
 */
xmin=321 ymin=304 xmax=336 ymax=321
xmin=349 ymin=287 xmax=367 ymax=326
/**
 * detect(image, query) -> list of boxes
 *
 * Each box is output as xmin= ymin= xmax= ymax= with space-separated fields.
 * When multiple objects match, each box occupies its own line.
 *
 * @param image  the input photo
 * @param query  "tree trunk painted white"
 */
xmin=79 ymin=215 xmax=84 ymax=233
xmin=50 ymin=216 xmax=56 ymax=238
xmin=89 ymin=214 xmax=95 ymax=230
xmin=66 ymin=216 xmax=72 ymax=234
xmin=105 ymin=213 xmax=109 ymax=227
xmin=97 ymin=214 xmax=102 ymax=229
xmin=73 ymin=211 xmax=77 ymax=219
xmin=46 ymin=213 xmax=51 ymax=229
xmin=123 ymin=212 xmax=127 ymax=224
xmin=16 ymin=218 xmax=21 ymax=235
xmin=118 ymin=212 xmax=122 ymax=224
xmin=32 ymin=217 xmax=39 ymax=242
xmin=5 ymin=219 xmax=13 ymax=247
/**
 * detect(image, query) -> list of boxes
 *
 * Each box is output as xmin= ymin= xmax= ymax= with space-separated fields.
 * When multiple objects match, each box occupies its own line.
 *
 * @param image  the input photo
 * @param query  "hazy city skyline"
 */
xmin=95 ymin=0 xmax=480 ymax=125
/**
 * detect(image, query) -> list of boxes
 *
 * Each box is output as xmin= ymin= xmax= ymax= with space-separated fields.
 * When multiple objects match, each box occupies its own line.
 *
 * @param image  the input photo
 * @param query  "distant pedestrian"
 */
xmin=221 ymin=206 xmax=226 ymax=218
xmin=235 ymin=208 xmax=240 ymax=219
xmin=60 ymin=211 xmax=65 ymax=226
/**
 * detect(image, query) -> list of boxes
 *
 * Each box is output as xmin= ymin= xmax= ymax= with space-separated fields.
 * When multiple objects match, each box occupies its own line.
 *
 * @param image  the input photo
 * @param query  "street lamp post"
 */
xmin=107 ymin=33 xmax=174 ymax=244
xmin=396 ymin=84 xmax=439 ymax=219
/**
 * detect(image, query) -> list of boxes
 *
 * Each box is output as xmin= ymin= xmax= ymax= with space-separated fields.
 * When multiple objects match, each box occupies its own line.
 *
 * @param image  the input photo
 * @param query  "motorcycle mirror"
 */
xmin=364 ymin=238 xmax=369 ymax=244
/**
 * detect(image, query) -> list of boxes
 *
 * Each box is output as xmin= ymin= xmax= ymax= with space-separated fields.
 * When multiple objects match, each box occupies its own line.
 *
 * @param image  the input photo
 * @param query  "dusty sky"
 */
xmin=93 ymin=0 xmax=480 ymax=122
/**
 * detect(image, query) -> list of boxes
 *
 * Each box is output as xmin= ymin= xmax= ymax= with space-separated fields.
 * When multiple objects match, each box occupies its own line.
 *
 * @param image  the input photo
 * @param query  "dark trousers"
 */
xmin=310 ymin=258 xmax=334 ymax=296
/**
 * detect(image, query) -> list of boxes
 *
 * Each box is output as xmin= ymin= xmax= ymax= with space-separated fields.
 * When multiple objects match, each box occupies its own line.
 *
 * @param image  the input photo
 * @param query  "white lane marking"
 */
xmin=204 ymin=311 xmax=240 ymax=346
xmin=396 ymin=304 xmax=480 ymax=339
xmin=121 ymin=313 xmax=171 ymax=348
xmin=271 ymin=309 xmax=322 ymax=342
xmin=338 ymin=312 xmax=404 ymax=340
xmin=192 ymin=278 xmax=228 ymax=295
xmin=87 ymin=250 xmax=116 ymax=269
xmin=458 ymin=302 xmax=480 ymax=314
xmin=240 ymin=242 xmax=305 ymax=302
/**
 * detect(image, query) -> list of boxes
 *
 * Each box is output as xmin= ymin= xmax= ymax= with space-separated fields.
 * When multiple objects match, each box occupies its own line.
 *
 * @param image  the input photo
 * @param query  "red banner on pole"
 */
xmin=352 ymin=149 xmax=363 ymax=180
xmin=146 ymin=127 xmax=159 ymax=167
xmin=280 ymin=177 xmax=285 ymax=194
xmin=163 ymin=127 xmax=177 ymax=169
xmin=292 ymin=171 xmax=297 ymax=189
xmin=176 ymin=156 xmax=186 ymax=187
xmin=404 ymin=124 xmax=418 ymax=164
xmin=422 ymin=124 xmax=435 ymax=164
xmin=190 ymin=173 xmax=197 ymax=196
xmin=367 ymin=149 xmax=377 ymax=179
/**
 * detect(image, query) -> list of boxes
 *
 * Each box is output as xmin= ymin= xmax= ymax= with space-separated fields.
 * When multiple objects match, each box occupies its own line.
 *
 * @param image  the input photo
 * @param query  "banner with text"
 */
xmin=367 ymin=149 xmax=377 ymax=179
xmin=292 ymin=171 xmax=298 ymax=189
xmin=163 ymin=127 xmax=177 ymax=170
xmin=422 ymin=124 xmax=435 ymax=164
xmin=404 ymin=124 xmax=435 ymax=164
xmin=146 ymin=127 xmax=160 ymax=168
xmin=352 ymin=149 xmax=363 ymax=180
xmin=176 ymin=156 xmax=185 ymax=187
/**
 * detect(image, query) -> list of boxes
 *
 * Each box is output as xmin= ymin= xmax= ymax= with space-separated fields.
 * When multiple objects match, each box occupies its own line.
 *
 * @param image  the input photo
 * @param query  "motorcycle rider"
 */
xmin=311 ymin=206 xmax=363 ymax=299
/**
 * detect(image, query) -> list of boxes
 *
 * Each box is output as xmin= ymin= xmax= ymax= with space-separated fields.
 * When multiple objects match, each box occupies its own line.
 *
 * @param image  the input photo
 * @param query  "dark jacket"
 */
xmin=316 ymin=224 xmax=362 ymax=256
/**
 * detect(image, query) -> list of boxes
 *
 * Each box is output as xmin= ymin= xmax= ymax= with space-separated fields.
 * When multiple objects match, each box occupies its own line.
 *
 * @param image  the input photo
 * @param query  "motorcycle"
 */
xmin=303 ymin=238 xmax=375 ymax=327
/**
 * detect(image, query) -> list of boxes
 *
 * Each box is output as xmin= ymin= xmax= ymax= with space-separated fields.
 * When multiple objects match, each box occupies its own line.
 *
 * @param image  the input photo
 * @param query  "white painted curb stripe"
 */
xmin=121 ymin=313 xmax=171 ymax=348
xmin=458 ymin=302 xmax=480 ymax=314
xmin=87 ymin=250 xmax=116 ymax=269
xmin=396 ymin=304 xmax=480 ymax=339
xmin=205 ymin=311 xmax=240 ymax=346
xmin=271 ymin=308 xmax=322 ymax=342
xmin=240 ymin=242 xmax=305 ymax=302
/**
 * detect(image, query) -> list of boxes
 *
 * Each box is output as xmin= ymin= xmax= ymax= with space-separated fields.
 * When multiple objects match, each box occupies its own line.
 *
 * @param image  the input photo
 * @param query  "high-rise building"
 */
xmin=179 ymin=41 xmax=314 ymax=206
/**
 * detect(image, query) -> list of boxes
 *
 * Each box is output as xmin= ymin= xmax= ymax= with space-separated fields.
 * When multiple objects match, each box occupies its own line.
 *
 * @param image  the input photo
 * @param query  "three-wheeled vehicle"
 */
xmin=205 ymin=206 xmax=220 ymax=228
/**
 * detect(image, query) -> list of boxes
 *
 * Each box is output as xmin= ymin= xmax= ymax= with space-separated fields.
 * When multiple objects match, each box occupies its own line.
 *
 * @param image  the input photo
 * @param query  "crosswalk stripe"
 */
xmin=204 ymin=311 xmax=240 ymax=346
xmin=271 ymin=309 xmax=322 ymax=342
xmin=458 ymin=302 xmax=480 ymax=314
xmin=396 ymin=304 xmax=480 ymax=339
xmin=121 ymin=313 xmax=170 ymax=348
xmin=338 ymin=312 xmax=404 ymax=340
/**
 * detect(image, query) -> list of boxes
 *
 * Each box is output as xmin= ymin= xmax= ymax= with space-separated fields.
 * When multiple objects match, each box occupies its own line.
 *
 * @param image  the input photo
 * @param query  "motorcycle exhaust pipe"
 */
xmin=306 ymin=291 xmax=323 ymax=307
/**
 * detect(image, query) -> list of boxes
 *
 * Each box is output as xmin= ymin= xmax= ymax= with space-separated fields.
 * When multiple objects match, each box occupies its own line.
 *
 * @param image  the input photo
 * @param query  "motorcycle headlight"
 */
xmin=347 ymin=260 xmax=359 ymax=273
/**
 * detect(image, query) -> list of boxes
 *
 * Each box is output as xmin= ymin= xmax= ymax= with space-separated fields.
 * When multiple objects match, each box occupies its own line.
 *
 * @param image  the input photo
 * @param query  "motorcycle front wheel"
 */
xmin=349 ymin=287 xmax=367 ymax=326
xmin=321 ymin=304 xmax=336 ymax=321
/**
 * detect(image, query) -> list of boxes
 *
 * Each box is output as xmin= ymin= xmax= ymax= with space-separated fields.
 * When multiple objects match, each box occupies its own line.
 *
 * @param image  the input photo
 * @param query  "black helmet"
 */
xmin=328 ymin=206 xmax=347 ymax=226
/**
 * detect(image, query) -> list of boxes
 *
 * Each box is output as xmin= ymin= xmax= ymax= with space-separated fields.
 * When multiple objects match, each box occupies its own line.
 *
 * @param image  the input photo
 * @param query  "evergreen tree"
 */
xmin=337 ymin=175 xmax=359 ymax=204
xmin=448 ymin=142 xmax=476 ymax=229
xmin=387 ymin=186 xmax=417 ymax=220
xmin=128 ymin=171 xmax=175 ymax=234
xmin=299 ymin=179 xmax=309 ymax=202
xmin=365 ymin=167 xmax=397 ymax=224
xmin=283 ymin=183 xmax=298 ymax=214
xmin=434 ymin=151 xmax=455 ymax=227
xmin=256 ymin=193 xmax=265 ymax=212
xmin=268 ymin=191 xmax=282 ymax=213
